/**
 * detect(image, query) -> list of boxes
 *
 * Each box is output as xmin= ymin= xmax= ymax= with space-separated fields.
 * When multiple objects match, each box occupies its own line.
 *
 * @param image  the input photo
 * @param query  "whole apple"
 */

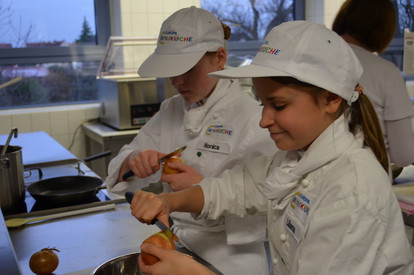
xmin=163 ymin=156 xmax=184 ymax=174
xmin=141 ymin=230 xmax=178 ymax=265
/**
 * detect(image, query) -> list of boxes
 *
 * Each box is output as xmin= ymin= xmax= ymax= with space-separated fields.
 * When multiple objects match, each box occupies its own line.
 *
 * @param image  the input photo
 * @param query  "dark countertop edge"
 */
xmin=0 ymin=209 xmax=23 ymax=275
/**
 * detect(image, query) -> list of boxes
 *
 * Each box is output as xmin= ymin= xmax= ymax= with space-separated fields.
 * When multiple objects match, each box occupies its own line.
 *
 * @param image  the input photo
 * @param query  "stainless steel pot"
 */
xmin=91 ymin=252 xmax=142 ymax=275
xmin=0 ymin=145 xmax=25 ymax=213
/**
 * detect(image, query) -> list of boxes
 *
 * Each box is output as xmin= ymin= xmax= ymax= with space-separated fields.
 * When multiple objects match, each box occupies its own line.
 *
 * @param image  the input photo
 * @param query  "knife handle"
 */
xmin=125 ymin=191 xmax=134 ymax=203
xmin=122 ymin=170 xmax=135 ymax=180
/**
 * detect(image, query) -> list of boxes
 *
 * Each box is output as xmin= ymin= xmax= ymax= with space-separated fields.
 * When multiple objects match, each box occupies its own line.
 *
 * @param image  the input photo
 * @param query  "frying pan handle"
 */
xmin=84 ymin=151 xmax=112 ymax=162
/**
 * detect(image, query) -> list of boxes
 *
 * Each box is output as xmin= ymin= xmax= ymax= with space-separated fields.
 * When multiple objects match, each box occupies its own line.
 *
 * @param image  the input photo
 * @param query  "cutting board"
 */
xmin=0 ymin=131 xmax=77 ymax=167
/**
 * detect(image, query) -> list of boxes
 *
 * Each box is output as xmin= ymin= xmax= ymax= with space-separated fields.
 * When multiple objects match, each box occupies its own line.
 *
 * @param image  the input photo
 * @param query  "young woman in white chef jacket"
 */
xmin=129 ymin=21 xmax=414 ymax=275
xmin=332 ymin=0 xmax=414 ymax=174
xmin=104 ymin=6 xmax=276 ymax=275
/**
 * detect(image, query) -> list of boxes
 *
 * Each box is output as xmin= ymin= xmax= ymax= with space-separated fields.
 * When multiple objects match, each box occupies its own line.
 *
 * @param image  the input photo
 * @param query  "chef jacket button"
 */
xmin=302 ymin=178 xmax=311 ymax=188
xmin=213 ymin=113 xmax=219 ymax=119
xmin=272 ymin=258 xmax=279 ymax=265
xmin=280 ymin=233 xmax=287 ymax=242
xmin=272 ymin=202 xmax=278 ymax=210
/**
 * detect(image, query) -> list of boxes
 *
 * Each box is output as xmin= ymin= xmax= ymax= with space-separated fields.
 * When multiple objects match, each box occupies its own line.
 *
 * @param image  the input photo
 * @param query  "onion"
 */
xmin=29 ymin=247 xmax=60 ymax=275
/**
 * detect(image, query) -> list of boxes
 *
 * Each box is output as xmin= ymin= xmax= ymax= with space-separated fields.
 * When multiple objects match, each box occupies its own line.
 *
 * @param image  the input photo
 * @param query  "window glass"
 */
xmin=0 ymin=62 xmax=99 ymax=108
xmin=380 ymin=0 xmax=413 ymax=77
xmin=0 ymin=0 xmax=96 ymax=48
xmin=0 ymin=0 xmax=104 ymax=109
xmin=201 ymin=0 xmax=297 ymax=67
xmin=201 ymin=0 xmax=294 ymax=42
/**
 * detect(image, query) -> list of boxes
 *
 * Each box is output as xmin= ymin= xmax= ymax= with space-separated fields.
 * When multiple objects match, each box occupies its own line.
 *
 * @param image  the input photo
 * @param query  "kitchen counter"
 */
xmin=0 ymin=131 xmax=77 ymax=167
xmin=8 ymin=202 xmax=159 ymax=275
xmin=0 ymin=210 xmax=22 ymax=275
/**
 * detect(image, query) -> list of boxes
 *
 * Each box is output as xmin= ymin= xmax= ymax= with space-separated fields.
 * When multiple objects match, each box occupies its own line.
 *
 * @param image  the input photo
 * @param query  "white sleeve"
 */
xmin=198 ymin=155 xmax=274 ymax=220
xmin=104 ymin=111 xmax=163 ymax=195
xmin=386 ymin=117 xmax=414 ymax=167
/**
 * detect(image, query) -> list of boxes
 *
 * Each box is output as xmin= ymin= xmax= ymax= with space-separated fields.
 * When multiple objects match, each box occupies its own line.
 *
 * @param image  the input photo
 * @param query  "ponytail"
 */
xmin=345 ymin=92 xmax=389 ymax=172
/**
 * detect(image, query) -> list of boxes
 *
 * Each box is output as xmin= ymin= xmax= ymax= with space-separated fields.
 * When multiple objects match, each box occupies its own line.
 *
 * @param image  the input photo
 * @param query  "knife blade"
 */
xmin=122 ymin=146 xmax=187 ymax=180
xmin=125 ymin=191 xmax=171 ymax=232
xmin=157 ymin=145 xmax=187 ymax=164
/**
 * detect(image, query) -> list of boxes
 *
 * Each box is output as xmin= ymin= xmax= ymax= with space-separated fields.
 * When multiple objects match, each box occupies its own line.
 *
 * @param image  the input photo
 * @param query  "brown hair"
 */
xmin=344 ymin=93 xmax=388 ymax=172
xmin=270 ymin=77 xmax=389 ymax=172
xmin=332 ymin=0 xmax=396 ymax=53
xmin=205 ymin=21 xmax=231 ymax=57
xmin=221 ymin=22 xmax=231 ymax=41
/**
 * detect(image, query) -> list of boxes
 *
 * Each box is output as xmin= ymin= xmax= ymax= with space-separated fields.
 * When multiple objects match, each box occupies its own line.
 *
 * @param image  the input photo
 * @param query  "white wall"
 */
xmin=305 ymin=0 xmax=345 ymax=28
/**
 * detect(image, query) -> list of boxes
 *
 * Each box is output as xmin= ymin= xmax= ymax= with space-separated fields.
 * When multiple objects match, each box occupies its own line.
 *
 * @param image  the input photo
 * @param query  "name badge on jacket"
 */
xmin=197 ymin=140 xmax=230 ymax=155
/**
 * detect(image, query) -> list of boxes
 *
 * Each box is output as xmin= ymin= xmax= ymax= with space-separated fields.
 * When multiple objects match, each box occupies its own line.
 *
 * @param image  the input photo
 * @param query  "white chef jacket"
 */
xmin=199 ymin=114 xmax=414 ymax=275
xmin=349 ymin=44 xmax=414 ymax=167
xmin=105 ymin=79 xmax=277 ymax=275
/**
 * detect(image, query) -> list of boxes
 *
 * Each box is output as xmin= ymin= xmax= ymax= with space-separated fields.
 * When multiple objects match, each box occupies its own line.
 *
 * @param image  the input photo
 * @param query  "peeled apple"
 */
xmin=162 ymin=156 xmax=184 ymax=174
xmin=141 ymin=230 xmax=178 ymax=265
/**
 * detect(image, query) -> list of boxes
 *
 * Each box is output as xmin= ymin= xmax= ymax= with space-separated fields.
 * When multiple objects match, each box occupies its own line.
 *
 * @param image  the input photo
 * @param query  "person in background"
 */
xmin=130 ymin=21 xmax=414 ymax=275
xmin=332 ymin=0 xmax=414 ymax=177
xmin=104 ymin=6 xmax=277 ymax=275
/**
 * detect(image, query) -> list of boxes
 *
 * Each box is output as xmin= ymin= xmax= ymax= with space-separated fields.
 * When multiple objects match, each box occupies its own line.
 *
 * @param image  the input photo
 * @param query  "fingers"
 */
xmin=163 ymin=160 xmax=186 ymax=173
xmin=138 ymin=243 xmax=166 ymax=274
xmin=161 ymin=164 xmax=204 ymax=192
xmin=130 ymin=190 xmax=166 ymax=224
xmin=128 ymin=150 xmax=162 ymax=178
xmin=139 ymin=243 xmax=203 ymax=275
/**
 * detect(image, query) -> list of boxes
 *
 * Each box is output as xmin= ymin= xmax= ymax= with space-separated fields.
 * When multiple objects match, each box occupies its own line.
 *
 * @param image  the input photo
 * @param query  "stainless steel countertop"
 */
xmin=0 ymin=210 xmax=22 ymax=275
xmin=8 ymin=202 xmax=159 ymax=275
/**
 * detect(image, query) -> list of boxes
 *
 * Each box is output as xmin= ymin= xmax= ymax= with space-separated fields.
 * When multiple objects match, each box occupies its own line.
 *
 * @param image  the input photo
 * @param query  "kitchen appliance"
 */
xmin=97 ymin=37 xmax=177 ymax=130
xmin=0 ymin=145 xmax=25 ymax=214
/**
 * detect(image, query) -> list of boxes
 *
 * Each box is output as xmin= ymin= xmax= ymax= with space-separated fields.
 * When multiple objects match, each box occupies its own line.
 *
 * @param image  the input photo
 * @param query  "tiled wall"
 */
xmin=0 ymin=104 xmax=100 ymax=159
xmin=109 ymin=0 xmax=201 ymax=37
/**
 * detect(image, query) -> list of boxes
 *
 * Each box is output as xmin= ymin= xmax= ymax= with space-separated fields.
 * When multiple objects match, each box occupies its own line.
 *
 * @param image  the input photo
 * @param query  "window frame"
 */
xmin=226 ymin=0 xmax=304 ymax=58
xmin=0 ymin=0 xmax=110 ymax=65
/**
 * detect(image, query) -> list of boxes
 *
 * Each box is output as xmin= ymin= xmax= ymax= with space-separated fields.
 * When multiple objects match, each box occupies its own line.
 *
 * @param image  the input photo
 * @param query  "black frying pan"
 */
xmin=27 ymin=151 xmax=111 ymax=205
xmin=27 ymin=176 xmax=104 ymax=205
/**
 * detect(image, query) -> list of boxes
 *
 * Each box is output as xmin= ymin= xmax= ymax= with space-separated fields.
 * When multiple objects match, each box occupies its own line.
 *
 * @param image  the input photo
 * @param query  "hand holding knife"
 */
xmin=122 ymin=145 xmax=187 ymax=181
xmin=125 ymin=191 xmax=171 ymax=233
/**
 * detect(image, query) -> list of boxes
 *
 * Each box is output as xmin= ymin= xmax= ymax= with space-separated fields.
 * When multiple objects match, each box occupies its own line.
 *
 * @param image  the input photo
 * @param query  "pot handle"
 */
xmin=84 ymin=151 xmax=112 ymax=162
